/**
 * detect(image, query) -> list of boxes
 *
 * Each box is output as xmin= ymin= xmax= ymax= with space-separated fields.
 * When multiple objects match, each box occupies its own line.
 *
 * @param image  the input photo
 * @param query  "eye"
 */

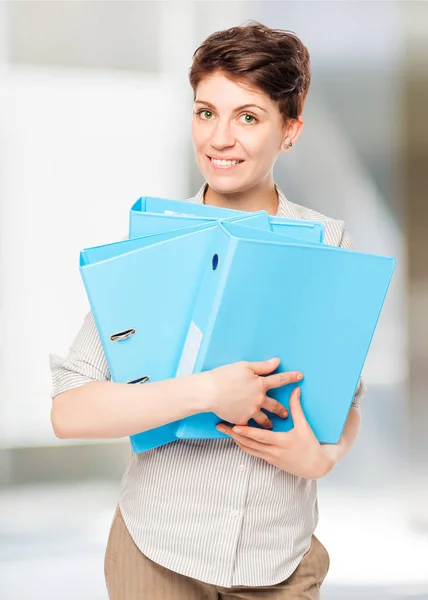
xmin=196 ymin=109 xmax=214 ymax=120
xmin=240 ymin=113 xmax=257 ymax=124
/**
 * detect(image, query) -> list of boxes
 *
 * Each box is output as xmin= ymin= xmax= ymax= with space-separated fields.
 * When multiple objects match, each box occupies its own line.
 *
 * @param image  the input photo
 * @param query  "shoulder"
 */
xmin=282 ymin=198 xmax=351 ymax=249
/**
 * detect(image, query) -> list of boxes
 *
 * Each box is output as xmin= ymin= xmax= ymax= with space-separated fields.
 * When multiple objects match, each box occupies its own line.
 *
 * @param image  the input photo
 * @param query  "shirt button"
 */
xmin=230 ymin=510 xmax=240 ymax=518
xmin=238 ymin=464 xmax=246 ymax=471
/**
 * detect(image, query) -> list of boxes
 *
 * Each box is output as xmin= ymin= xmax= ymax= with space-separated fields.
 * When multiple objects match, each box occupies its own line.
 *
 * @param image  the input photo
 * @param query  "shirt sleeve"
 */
xmin=49 ymin=310 xmax=111 ymax=399
xmin=338 ymin=228 xmax=366 ymax=409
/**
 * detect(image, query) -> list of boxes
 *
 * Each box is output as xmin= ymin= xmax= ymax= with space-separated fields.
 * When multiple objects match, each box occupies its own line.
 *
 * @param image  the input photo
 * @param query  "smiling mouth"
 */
xmin=207 ymin=156 xmax=245 ymax=168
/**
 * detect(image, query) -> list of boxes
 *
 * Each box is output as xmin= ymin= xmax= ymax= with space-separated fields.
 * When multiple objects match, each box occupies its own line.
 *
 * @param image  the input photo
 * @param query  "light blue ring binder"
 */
xmin=80 ymin=212 xmax=303 ymax=453
xmin=79 ymin=205 xmax=395 ymax=451
xmin=173 ymin=221 xmax=396 ymax=444
xmin=129 ymin=196 xmax=325 ymax=243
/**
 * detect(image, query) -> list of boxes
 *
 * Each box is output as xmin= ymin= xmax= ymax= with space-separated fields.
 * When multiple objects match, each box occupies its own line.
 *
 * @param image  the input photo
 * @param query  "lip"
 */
xmin=206 ymin=155 xmax=245 ymax=171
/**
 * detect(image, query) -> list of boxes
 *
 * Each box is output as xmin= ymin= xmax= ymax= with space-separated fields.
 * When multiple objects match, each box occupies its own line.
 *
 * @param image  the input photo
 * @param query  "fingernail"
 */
xmin=296 ymin=373 xmax=304 ymax=381
xmin=281 ymin=409 xmax=288 ymax=418
xmin=296 ymin=387 xmax=301 ymax=400
xmin=233 ymin=427 xmax=242 ymax=434
xmin=217 ymin=425 xmax=226 ymax=432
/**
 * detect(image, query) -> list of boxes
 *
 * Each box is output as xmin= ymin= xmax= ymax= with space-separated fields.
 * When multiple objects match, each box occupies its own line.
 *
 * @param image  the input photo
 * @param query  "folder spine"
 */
xmin=191 ymin=231 xmax=237 ymax=375
xmin=175 ymin=228 xmax=239 ymax=439
xmin=173 ymin=225 xmax=236 ymax=385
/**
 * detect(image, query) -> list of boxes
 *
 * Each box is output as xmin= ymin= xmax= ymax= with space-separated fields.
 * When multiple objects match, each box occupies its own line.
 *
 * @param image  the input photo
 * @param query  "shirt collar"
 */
xmin=191 ymin=182 xmax=294 ymax=219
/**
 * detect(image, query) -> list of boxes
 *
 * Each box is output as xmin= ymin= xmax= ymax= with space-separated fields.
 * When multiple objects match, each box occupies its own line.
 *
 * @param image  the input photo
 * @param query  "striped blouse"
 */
xmin=49 ymin=182 xmax=365 ymax=587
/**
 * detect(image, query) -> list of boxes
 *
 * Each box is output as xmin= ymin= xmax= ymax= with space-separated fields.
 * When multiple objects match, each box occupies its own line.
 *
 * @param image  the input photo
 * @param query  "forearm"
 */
xmin=334 ymin=405 xmax=361 ymax=459
xmin=320 ymin=406 xmax=361 ymax=470
xmin=51 ymin=374 xmax=211 ymax=440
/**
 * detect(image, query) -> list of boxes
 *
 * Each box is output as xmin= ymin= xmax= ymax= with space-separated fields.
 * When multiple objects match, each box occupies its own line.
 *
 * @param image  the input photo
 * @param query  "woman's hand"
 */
xmin=216 ymin=386 xmax=337 ymax=479
xmin=201 ymin=357 xmax=304 ymax=429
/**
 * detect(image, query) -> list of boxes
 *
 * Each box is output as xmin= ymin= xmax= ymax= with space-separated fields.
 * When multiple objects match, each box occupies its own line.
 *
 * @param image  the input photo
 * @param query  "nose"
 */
xmin=210 ymin=119 xmax=236 ymax=149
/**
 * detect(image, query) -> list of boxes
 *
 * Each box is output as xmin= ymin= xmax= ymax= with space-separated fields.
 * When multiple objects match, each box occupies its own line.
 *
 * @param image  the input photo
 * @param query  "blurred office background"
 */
xmin=0 ymin=1 xmax=427 ymax=598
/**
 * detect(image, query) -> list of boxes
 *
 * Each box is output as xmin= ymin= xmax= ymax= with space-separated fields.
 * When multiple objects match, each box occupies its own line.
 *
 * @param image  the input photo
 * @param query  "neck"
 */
xmin=203 ymin=181 xmax=279 ymax=216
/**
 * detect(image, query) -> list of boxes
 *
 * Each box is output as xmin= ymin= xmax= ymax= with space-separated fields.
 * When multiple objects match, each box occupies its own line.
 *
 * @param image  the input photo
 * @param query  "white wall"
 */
xmin=0 ymin=66 xmax=189 ymax=447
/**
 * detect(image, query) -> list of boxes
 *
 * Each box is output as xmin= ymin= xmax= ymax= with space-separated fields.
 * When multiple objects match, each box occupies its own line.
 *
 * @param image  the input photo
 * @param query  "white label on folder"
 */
xmin=176 ymin=321 xmax=203 ymax=377
xmin=163 ymin=209 xmax=197 ymax=217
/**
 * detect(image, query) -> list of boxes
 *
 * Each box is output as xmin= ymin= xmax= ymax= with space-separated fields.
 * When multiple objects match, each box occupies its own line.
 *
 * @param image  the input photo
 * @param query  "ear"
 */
xmin=280 ymin=118 xmax=304 ymax=153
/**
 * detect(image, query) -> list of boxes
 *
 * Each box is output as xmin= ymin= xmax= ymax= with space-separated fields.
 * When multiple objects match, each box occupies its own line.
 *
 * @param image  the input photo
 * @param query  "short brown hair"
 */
xmin=189 ymin=21 xmax=311 ymax=124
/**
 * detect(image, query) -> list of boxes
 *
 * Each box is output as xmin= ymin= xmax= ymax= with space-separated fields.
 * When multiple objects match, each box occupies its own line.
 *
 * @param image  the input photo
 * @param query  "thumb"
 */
xmin=248 ymin=357 xmax=280 ymax=376
xmin=289 ymin=387 xmax=307 ymax=429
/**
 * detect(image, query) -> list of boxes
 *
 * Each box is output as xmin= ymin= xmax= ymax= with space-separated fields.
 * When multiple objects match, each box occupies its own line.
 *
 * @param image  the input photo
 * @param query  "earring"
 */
xmin=283 ymin=141 xmax=293 ymax=151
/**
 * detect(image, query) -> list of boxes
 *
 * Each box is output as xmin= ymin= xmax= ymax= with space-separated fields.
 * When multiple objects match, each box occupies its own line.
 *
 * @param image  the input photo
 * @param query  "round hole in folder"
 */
xmin=212 ymin=254 xmax=219 ymax=270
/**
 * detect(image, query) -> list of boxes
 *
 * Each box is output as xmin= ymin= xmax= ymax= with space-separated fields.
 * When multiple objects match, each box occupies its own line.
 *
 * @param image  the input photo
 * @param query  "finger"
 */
xmin=262 ymin=397 xmax=288 ymax=419
xmin=263 ymin=371 xmax=304 ymax=392
xmin=216 ymin=423 xmax=235 ymax=436
xmin=247 ymin=357 xmax=280 ymax=376
xmin=216 ymin=423 xmax=273 ymax=451
xmin=289 ymin=387 xmax=308 ymax=429
xmin=231 ymin=424 xmax=279 ymax=445
xmin=252 ymin=410 xmax=273 ymax=429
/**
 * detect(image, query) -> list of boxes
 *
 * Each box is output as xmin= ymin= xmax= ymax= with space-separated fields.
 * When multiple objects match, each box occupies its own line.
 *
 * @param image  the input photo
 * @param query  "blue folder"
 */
xmin=174 ymin=222 xmax=396 ymax=444
xmin=80 ymin=217 xmax=395 ymax=451
xmin=80 ymin=213 xmax=300 ymax=453
xmin=129 ymin=196 xmax=325 ymax=243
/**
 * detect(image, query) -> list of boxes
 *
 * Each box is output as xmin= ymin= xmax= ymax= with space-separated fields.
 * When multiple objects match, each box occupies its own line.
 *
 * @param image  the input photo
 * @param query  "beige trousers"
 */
xmin=104 ymin=506 xmax=330 ymax=600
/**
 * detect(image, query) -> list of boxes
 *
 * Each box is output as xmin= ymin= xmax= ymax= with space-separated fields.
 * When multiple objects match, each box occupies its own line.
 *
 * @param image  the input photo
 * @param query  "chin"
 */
xmin=202 ymin=173 xmax=248 ymax=194
xmin=206 ymin=181 xmax=243 ymax=196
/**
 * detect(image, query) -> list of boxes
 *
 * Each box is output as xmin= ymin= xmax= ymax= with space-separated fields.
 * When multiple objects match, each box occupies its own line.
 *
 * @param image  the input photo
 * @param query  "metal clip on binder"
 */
xmin=109 ymin=328 xmax=136 ymax=342
xmin=109 ymin=328 xmax=150 ymax=384
xmin=126 ymin=375 xmax=150 ymax=385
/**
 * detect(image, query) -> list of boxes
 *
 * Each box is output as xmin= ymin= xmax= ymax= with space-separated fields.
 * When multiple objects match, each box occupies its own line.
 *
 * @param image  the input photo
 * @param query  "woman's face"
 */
xmin=191 ymin=70 xmax=297 ymax=194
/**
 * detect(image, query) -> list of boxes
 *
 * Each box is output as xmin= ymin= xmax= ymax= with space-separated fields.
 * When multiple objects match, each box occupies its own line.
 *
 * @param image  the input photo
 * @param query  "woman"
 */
xmin=50 ymin=21 xmax=364 ymax=600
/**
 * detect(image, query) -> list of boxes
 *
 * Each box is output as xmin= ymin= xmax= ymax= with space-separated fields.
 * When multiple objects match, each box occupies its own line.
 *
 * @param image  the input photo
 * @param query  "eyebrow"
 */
xmin=194 ymin=100 xmax=268 ymax=113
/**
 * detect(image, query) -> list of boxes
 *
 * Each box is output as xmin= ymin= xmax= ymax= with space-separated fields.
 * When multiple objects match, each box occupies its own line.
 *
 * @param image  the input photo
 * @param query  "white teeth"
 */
xmin=211 ymin=158 xmax=241 ymax=166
